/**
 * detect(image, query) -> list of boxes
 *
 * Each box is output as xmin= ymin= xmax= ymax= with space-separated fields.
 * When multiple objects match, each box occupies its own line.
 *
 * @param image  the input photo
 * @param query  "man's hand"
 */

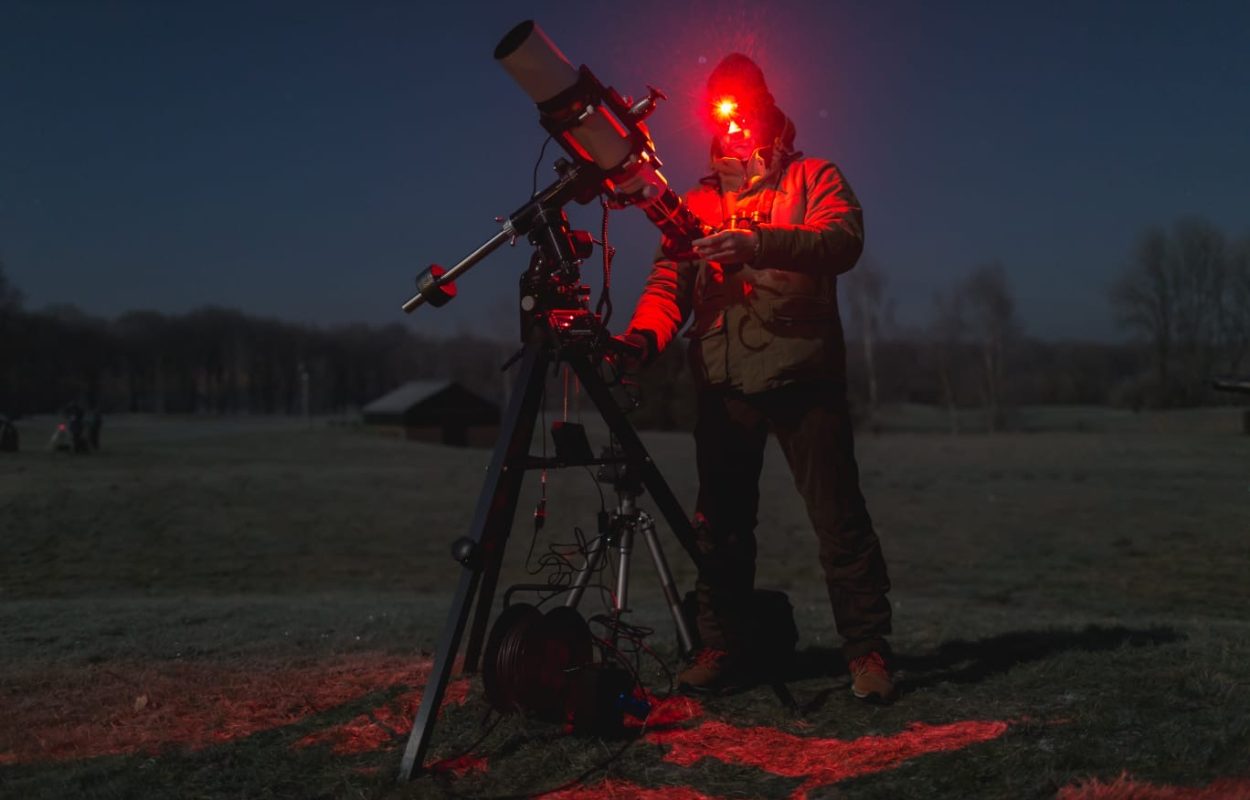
xmin=692 ymin=229 xmax=760 ymax=265
xmin=610 ymin=331 xmax=654 ymax=370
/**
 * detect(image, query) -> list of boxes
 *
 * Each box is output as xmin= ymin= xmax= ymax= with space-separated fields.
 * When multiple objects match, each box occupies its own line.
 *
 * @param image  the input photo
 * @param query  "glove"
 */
xmin=610 ymin=330 xmax=656 ymax=369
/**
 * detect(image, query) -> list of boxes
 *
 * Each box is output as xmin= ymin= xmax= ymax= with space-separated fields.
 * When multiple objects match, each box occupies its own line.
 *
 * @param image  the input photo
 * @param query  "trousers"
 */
xmin=692 ymin=381 xmax=892 ymax=661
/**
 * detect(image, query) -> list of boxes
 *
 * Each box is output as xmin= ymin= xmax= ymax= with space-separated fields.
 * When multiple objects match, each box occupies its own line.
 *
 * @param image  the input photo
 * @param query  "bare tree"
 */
xmin=0 ymin=259 xmax=23 ymax=413
xmin=1225 ymin=237 xmax=1250 ymax=375
xmin=929 ymin=288 xmax=965 ymax=434
xmin=1110 ymin=227 xmax=1172 ymax=404
xmin=1170 ymin=219 xmax=1227 ymax=395
xmin=844 ymin=256 xmax=891 ymax=422
xmin=0 ymin=258 xmax=22 ymax=314
xmin=961 ymin=263 xmax=1018 ymax=431
xmin=1110 ymin=219 xmax=1233 ymax=405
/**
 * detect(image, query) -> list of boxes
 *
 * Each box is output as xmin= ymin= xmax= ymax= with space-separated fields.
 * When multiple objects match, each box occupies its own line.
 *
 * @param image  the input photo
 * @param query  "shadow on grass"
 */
xmin=784 ymin=624 xmax=1183 ymax=711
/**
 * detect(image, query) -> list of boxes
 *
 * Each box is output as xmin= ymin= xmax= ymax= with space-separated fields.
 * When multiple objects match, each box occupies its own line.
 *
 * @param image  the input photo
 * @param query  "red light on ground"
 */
xmin=295 ymin=676 xmax=471 ymax=755
xmin=1 ymin=654 xmax=460 ymax=765
xmin=428 ymin=752 xmax=489 ymax=779
xmin=1058 ymin=774 xmax=1250 ymax=799
xmin=541 ymin=777 xmax=723 ymax=800
xmin=623 ymin=692 xmax=704 ymax=729
xmin=647 ymin=719 xmax=1010 ymax=799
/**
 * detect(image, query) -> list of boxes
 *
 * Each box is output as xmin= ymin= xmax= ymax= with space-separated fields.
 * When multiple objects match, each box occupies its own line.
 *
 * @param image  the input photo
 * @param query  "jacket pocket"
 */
xmin=685 ymin=312 xmax=728 ymax=386
xmin=770 ymin=296 xmax=837 ymax=327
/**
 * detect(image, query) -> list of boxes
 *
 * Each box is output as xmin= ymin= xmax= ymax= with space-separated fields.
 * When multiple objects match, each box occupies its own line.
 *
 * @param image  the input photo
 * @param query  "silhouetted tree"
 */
xmin=1110 ymin=218 xmax=1237 ymax=405
xmin=0 ymin=259 xmax=22 ymax=313
xmin=962 ymin=263 xmax=1018 ymax=431
xmin=929 ymin=289 xmax=966 ymax=433
xmin=1170 ymin=219 xmax=1227 ymax=397
xmin=0 ymin=259 xmax=24 ymax=413
xmin=1110 ymin=226 xmax=1173 ymax=405
xmin=1226 ymin=236 xmax=1250 ymax=375
xmin=844 ymin=256 xmax=891 ymax=422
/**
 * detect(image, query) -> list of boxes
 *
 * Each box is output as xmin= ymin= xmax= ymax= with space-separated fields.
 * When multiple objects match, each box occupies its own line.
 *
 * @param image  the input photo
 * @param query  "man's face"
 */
xmin=711 ymin=96 xmax=757 ymax=160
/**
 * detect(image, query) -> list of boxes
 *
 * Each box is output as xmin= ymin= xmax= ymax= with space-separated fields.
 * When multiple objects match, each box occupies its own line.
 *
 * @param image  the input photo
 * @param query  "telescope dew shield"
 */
xmin=495 ymin=21 xmax=706 ymax=259
xmin=495 ymin=22 xmax=632 ymax=172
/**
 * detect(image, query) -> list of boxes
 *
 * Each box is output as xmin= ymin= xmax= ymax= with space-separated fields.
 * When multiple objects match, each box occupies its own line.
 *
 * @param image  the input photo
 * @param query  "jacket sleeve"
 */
xmin=754 ymin=160 xmax=864 ymax=274
xmin=625 ymin=243 xmax=698 ymax=355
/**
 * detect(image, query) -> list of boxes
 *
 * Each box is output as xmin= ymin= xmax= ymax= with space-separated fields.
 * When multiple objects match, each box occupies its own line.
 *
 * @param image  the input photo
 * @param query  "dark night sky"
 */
xmin=2 ymin=0 xmax=1248 ymax=341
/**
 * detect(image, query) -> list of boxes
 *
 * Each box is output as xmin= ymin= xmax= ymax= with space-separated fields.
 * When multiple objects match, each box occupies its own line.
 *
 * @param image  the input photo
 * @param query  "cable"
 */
xmin=523 ymin=383 xmax=551 ymax=575
xmin=595 ymin=196 xmax=616 ymax=325
xmin=583 ymin=465 xmax=606 ymax=513
xmin=531 ymin=135 xmax=554 ymax=198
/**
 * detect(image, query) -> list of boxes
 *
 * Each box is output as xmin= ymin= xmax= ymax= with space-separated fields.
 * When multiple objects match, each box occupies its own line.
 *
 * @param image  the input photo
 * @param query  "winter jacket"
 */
xmin=627 ymin=122 xmax=865 ymax=394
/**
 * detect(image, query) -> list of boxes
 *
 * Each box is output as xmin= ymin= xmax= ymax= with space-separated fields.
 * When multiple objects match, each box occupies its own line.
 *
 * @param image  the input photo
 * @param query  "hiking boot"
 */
xmin=677 ymin=648 xmax=748 ymax=695
xmin=849 ymin=651 xmax=896 ymax=703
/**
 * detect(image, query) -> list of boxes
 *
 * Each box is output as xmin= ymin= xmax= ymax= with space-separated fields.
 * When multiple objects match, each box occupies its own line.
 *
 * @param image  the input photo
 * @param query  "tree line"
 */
xmin=3 ymin=215 xmax=1246 ymax=427
xmin=0 ymin=266 xmax=510 ymax=417
xmin=830 ymin=216 xmax=1248 ymax=431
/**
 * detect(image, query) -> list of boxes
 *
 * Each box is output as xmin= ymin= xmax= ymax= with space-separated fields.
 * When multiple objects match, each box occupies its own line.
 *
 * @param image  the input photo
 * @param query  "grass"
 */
xmin=1 ymin=409 xmax=1249 ymax=799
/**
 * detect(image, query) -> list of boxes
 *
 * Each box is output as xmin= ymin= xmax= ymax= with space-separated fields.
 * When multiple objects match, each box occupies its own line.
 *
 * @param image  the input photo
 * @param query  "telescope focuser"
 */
xmin=626 ymin=86 xmax=667 ymax=123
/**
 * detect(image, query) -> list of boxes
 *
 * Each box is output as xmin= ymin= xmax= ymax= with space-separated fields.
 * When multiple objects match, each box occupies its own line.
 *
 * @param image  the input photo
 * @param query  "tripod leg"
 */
xmin=639 ymin=512 xmax=696 ymax=655
xmin=568 ymin=355 xmax=702 ymax=569
xmin=616 ymin=522 xmax=634 ymax=613
xmin=399 ymin=342 xmax=549 ymax=781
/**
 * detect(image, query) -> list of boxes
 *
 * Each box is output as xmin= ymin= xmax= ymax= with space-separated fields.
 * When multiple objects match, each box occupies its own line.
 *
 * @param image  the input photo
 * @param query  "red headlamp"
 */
xmin=709 ymin=94 xmax=754 ymax=155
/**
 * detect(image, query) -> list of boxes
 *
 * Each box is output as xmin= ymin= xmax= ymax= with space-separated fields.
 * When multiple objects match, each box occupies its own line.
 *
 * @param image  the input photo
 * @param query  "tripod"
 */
xmin=562 ymin=447 xmax=696 ymax=651
xmin=397 ymin=191 xmax=700 ymax=781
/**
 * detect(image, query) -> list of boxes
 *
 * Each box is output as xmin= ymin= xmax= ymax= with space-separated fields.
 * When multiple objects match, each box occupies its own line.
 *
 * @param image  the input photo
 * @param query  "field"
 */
xmin=2 ymin=408 xmax=1249 ymax=799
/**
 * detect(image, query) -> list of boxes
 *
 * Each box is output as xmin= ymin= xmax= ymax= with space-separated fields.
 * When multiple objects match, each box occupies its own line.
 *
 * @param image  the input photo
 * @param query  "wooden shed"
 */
xmin=362 ymin=380 xmax=500 ymax=447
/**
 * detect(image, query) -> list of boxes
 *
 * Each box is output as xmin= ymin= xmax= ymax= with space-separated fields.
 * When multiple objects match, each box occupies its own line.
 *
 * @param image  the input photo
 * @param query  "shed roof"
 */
xmin=362 ymin=380 xmax=456 ymax=415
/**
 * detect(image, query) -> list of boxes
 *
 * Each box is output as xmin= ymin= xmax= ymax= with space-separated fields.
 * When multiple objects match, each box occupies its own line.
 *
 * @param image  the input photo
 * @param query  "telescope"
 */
xmin=396 ymin=22 xmax=705 ymax=780
xmin=402 ymin=20 xmax=707 ymax=313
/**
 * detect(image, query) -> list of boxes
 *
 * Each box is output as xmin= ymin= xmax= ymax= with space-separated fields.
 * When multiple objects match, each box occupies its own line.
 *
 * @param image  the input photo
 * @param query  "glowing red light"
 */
xmin=623 ymin=692 xmax=704 ymax=729
xmin=296 ymin=676 xmax=471 ymax=755
xmin=714 ymin=98 xmax=737 ymax=120
xmin=429 ymin=752 xmax=489 ymax=778
xmin=647 ymin=719 xmax=1010 ymax=799
xmin=541 ymin=778 xmax=723 ymax=800
xmin=1058 ymin=774 xmax=1250 ymax=799
xmin=1 ymin=655 xmax=463 ymax=765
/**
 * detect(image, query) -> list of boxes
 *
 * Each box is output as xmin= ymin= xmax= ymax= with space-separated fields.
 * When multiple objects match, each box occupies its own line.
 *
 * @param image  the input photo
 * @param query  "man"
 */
xmin=618 ymin=53 xmax=895 ymax=701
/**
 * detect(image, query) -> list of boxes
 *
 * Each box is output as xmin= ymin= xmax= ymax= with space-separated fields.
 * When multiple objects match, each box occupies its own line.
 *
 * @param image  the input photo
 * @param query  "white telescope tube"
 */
xmin=495 ymin=21 xmax=633 ymax=173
